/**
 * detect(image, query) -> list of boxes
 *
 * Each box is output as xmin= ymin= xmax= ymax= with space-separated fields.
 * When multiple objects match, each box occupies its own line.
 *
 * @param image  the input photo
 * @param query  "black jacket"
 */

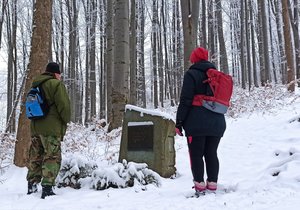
xmin=176 ymin=61 xmax=226 ymax=137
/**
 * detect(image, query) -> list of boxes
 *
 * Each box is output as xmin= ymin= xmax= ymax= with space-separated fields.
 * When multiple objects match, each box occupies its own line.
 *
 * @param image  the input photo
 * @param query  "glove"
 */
xmin=175 ymin=121 xmax=183 ymax=136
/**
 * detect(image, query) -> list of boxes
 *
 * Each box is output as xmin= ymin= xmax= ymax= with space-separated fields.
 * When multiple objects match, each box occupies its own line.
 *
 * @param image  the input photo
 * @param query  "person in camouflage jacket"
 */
xmin=26 ymin=62 xmax=71 ymax=199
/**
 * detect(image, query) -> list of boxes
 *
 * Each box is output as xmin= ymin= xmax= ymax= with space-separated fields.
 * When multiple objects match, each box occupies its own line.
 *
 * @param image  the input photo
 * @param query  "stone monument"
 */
xmin=119 ymin=105 xmax=176 ymax=178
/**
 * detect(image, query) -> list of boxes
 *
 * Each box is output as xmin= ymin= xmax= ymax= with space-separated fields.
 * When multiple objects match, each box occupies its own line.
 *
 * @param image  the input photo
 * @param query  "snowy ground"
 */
xmin=1 ymin=90 xmax=300 ymax=210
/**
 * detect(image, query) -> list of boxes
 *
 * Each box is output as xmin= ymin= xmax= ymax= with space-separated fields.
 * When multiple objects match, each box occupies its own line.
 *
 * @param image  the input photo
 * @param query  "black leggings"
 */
xmin=187 ymin=136 xmax=221 ymax=183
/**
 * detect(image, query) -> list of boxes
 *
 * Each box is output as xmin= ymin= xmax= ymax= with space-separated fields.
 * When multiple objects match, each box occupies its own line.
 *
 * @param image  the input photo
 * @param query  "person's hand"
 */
xmin=175 ymin=121 xmax=183 ymax=136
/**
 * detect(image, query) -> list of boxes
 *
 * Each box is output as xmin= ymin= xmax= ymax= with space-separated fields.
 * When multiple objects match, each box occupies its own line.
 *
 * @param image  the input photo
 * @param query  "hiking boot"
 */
xmin=41 ymin=185 xmax=56 ymax=199
xmin=27 ymin=182 xmax=38 ymax=195
xmin=206 ymin=181 xmax=217 ymax=191
xmin=193 ymin=181 xmax=206 ymax=193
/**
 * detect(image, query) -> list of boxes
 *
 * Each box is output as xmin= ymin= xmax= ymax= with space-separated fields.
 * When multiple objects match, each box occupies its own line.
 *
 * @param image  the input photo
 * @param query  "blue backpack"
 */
xmin=25 ymin=79 xmax=52 ymax=120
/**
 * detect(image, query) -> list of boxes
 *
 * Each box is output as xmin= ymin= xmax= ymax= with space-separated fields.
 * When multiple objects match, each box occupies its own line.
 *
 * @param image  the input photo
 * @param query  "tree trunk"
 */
xmin=180 ymin=0 xmax=200 ymax=71
xmin=175 ymin=0 xmax=183 ymax=101
xmin=200 ymin=0 xmax=207 ymax=48
xmin=268 ymin=0 xmax=278 ymax=84
xmin=240 ymin=0 xmax=246 ymax=89
xmin=158 ymin=18 xmax=164 ymax=108
xmin=66 ymin=0 xmax=79 ymax=122
xmin=250 ymin=0 xmax=258 ymax=87
xmin=273 ymin=0 xmax=287 ymax=84
xmin=14 ymin=0 xmax=53 ymax=167
xmin=109 ymin=0 xmax=129 ymax=130
xmin=6 ymin=0 xmax=18 ymax=133
xmin=99 ymin=0 xmax=106 ymax=119
xmin=0 ymin=0 xmax=8 ymax=48
xmin=152 ymin=0 xmax=158 ymax=108
xmin=129 ymin=0 xmax=137 ymax=105
xmin=289 ymin=0 xmax=300 ymax=85
xmin=208 ymin=1 xmax=216 ymax=63
xmin=106 ymin=0 xmax=114 ymax=123
xmin=90 ymin=0 xmax=97 ymax=118
xmin=245 ymin=0 xmax=252 ymax=89
xmin=84 ymin=0 xmax=91 ymax=124
xmin=162 ymin=0 xmax=175 ymax=106
xmin=60 ymin=0 xmax=65 ymax=75
xmin=215 ymin=0 xmax=229 ymax=74
xmin=259 ymin=0 xmax=271 ymax=85
xmin=136 ymin=0 xmax=146 ymax=108
xmin=282 ymin=0 xmax=295 ymax=91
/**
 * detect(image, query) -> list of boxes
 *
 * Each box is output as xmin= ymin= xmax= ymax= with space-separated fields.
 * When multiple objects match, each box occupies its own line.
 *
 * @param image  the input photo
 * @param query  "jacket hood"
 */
xmin=189 ymin=61 xmax=216 ymax=72
xmin=32 ymin=73 xmax=55 ymax=87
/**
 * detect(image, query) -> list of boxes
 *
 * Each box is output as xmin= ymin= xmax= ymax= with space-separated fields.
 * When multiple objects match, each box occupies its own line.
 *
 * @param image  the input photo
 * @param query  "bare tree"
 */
xmin=90 ymin=0 xmax=97 ymax=118
xmin=152 ymin=0 xmax=159 ymax=108
xmin=162 ymin=0 xmax=175 ymax=106
xmin=83 ymin=0 xmax=91 ymax=124
xmin=129 ymin=0 xmax=137 ymax=105
xmin=245 ymin=0 xmax=252 ymax=89
xmin=215 ymin=0 xmax=229 ymax=74
xmin=208 ymin=1 xmax=216 ymax=63
xmin=99 ymin=0 xmax=106 ymax=119
xmin=282 ymin=0 xmax=295 ymax=91
xmin=272 ymin=0 xmax=287 ymax=84
xmin=136 ymin=0 xmax=146 ymax=108
xmin=180 ymin=0 xmax=200 ymax=71
xmin=109 ymin=0 xmax=129 ymax=130
xmin=258 ymin=0 xmax=271 ymax=85
xmin=240 ymin=0 xmax=246 ymax=89
xmin=268 ymin=0 xmax=278 ymax=83
xmin=199 ymin=0 xmax=207 ymax=48
xmin=5 ymin=0 xmax=17 ymax=132
xmin=66 ymin=0 xmax=82 ymax=123
xmin=82 ymin=0 xmax=97 ymax=124
xmin=288 ymin=0 xmax=300 ymax=85
xmin=14 ymin=0 xmax=53 ymax=167
xmin=106 ymin=0 xmax=114 ymax=122
xmin=0 ymin=0 xmax=8 ymax=48
xmin=250 ymin=0 xmax=259 ymax=87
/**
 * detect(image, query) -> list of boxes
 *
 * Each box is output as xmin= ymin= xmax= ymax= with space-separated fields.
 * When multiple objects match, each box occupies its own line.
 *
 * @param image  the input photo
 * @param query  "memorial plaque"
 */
xmin=127 ymin=121 xmax=153 ymax=151
xmin=119 ymin=105 xmax=176 ymax=177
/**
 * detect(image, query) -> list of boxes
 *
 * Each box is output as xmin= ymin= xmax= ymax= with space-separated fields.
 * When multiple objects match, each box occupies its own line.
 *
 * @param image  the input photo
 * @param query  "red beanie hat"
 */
xmin=190 ymin=47 xmax=209 ymax=63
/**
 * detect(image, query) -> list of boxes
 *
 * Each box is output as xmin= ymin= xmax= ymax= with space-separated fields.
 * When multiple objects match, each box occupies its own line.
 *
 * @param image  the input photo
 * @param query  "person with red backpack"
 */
xmin=176 ymin=47 xmax=232 ymax=195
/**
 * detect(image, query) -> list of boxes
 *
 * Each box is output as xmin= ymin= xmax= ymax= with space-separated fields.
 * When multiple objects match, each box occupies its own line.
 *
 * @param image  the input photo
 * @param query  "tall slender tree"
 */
xmin=136 ymin=0 xmax=146 ymax=108
xmin=258 ymin=0 xmax=271 ymax=85
xmin=152 ymin=0 xmax=159 ymax=108
xmin=129 ymin=0 xmax=137 ymax=105
xmin=0 ymin=0 xmax=8 ymax=48
xmin=180 ymin=0 xmax=200 ymax=71
xmin=215 ymin=0 xmax=229 ymax=74
xmin=282 ymin=0 xmax=295 ymax=91
xmin=288 ymin=0 xmax=300 ymax=85
xmin=106 ymin=0 xmax=114 ymax=122
xmin=5 ymin=0 xmax=17 ymax=133
xmin=109 ymin=0 xmax=129 ymax=130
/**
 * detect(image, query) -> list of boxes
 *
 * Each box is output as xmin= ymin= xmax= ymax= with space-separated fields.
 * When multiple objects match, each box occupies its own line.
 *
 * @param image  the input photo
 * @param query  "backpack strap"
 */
xmin=35 ymin=78 xmax=55 ymax=107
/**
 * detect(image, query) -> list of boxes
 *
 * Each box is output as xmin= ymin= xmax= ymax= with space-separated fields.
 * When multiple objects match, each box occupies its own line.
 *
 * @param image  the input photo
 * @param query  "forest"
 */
xmin=0 ymin=0 xmax=299 ymax=165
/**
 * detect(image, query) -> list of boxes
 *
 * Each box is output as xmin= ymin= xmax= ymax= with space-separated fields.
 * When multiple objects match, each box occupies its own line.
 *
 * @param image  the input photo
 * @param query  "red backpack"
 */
xmin=192 ymin=68 xmax=233 ymax=114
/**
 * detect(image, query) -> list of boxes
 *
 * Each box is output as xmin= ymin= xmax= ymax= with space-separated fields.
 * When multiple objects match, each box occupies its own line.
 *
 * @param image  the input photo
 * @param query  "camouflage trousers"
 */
xmin=26 ymin=135 xmax=62 ymax=186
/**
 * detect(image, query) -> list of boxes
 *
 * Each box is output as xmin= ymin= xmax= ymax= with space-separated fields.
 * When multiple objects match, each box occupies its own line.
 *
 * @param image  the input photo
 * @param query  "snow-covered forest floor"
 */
xmin=1 ymin=86 xmax=300 ymax=210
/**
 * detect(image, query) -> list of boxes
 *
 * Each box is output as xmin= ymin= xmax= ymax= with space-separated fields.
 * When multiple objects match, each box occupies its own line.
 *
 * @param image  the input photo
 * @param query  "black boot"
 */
xmin=27 ymin=182 xmax=38 ymax=195
xmin=41 ymin=185 xmax=56 ymax=199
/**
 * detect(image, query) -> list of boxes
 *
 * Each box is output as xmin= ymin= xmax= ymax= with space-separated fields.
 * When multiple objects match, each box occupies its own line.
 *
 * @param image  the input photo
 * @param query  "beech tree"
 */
xmin=109 ymin=0 xmax=130 ymax=130
xmin=14 ymin=0 xmax=53 ymax=167
xmin=180 ymin=0 xmax=200 ymax=71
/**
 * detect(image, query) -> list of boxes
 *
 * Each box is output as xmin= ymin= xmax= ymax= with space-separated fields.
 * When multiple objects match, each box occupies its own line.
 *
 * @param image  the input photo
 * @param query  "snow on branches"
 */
xmin=91 ymin=160 xmax=161 ymax=190
xmin=56 ymin=156 xmax=161 ymax=191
